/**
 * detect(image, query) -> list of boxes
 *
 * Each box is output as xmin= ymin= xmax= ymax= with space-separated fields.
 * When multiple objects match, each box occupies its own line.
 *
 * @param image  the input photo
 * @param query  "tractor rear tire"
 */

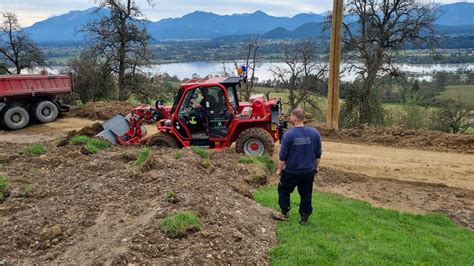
xmin=3 ymin=105 xmax=30 ymax=130
xmin=236 ymin=127 xmax=274 ymax=156
xmin=33 ymin=101 xmax=59 ymax=123
xmin=147 ymin=132 xmax=180 ymax=148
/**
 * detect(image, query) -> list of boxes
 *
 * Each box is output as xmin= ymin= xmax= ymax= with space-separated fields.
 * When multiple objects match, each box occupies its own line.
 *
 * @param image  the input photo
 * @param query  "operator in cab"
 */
xmin=189 ymin=88 xmax=207 ymax=132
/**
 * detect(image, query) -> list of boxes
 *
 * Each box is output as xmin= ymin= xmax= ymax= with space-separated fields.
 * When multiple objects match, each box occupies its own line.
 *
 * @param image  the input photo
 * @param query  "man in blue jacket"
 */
xmin=276 ymin=108 xmax=322 ymax=225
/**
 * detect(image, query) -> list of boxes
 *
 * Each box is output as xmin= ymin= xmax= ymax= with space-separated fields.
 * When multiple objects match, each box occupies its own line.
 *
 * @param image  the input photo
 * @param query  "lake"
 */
xmin=150 ymin=62 xmax=474 ymax=82
xmin=41 ymin=61 xmax=474 ymax=82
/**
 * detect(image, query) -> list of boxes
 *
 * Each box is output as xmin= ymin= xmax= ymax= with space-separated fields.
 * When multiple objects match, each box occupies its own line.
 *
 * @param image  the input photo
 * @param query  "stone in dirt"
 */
xmin=40 ymin=225 xmax=62 ymax=241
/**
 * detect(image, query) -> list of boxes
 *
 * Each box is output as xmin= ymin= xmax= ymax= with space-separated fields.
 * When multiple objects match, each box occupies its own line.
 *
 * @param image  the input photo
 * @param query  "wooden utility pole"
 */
xmin=327 ymin=0 xmax=344 ymax=130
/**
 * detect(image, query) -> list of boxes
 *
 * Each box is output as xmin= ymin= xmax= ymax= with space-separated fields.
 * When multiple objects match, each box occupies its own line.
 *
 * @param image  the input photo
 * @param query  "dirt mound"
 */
xmin=67 ymin=101 xmax=144 ymax=121
xmin=0 ymin=144 xmax=276 ymax=264
xmin=322 ymin=125 xmax=474 ymax=154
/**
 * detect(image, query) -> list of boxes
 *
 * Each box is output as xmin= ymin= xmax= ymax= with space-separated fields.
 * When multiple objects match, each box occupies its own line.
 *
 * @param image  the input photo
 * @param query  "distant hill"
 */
xmin=436 ymin=2 xmax=474 ymax=26
xmin=21 ymin=2 xmax=474 ymax=43
xmin=24 ymin=8 xmax=108 ymax=43
xmin=24 ymin=9 xmax=324 ymax=43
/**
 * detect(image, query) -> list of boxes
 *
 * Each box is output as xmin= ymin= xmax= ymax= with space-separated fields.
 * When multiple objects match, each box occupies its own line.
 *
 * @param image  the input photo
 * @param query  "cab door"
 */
xmin=205 ymin=86 xmax=231 ymax=139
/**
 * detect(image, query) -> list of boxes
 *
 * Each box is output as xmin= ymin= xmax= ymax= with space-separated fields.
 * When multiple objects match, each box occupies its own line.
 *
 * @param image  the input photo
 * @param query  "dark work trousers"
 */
xmin=278 ymin=170 xmax=315 ymax=216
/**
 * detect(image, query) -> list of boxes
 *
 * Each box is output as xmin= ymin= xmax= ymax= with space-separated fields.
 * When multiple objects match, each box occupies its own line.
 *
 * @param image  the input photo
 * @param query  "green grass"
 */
xmin=69 ymin=135 xmax=111 ymax=154
xmin=254 ymin=187 xmax=474 ymax=265
xmin=190 ymin=146 xmax=210 ymax=159
xmin=436 ymin=85 xmax=474 ymax=105
xmin=159 ymin=211 xmax=202 ymax=238
xmin=175 ymin=152 xmax=184 ymax=160
xmin=165 ymin=191 xmax=178 ymax=203
xmin=26 ymin=144 xmax=46 ymax=156
xmin=135 ymin=147 xmax=152 ymax=167
xmin=0 ymin=176 xmax=7 ymax=203
xmin=239 ymin=155 xmax=275 ymax=173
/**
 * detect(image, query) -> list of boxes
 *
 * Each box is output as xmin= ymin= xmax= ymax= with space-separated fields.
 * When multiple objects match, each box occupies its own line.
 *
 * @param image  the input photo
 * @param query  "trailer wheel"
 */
xmin=147 ymin=132 xmax=180 ymax=148
xmin=34 ymin=101 xmax=59 ymax=123
xmin=236 ymin=128 xmax=274 ymax=156
xmin=3 ymin=106 xmax=30 ymax=130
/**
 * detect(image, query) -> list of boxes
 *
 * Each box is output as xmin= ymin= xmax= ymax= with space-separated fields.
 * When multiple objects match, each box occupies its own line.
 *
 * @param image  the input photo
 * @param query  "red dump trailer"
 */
xmin=0 ymin=74 xmax=73 ymax=130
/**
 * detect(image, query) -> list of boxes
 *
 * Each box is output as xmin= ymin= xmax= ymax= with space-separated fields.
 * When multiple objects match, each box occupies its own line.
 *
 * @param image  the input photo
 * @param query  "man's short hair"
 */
xmin=291 ymin=108 xmax=305 ymax=121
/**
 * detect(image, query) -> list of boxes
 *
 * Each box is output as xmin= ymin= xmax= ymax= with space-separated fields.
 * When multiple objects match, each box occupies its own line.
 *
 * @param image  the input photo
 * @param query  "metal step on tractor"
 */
xmin=98 ymin=68 xmax=288 ymax=156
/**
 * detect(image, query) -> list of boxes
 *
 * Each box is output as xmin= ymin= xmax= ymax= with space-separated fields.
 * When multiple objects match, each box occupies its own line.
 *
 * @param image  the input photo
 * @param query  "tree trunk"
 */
xmin=118 ymin=19 xmax=127 ymax=101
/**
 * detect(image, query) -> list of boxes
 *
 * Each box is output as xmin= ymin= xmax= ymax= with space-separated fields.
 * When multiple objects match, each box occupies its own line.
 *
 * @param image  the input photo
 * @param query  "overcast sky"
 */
xmin=0 ymin=0 xmax=471 ymax=27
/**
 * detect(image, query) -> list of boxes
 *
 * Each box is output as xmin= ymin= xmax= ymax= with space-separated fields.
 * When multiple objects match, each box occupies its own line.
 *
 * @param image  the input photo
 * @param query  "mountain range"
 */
xmin=22 ymin=2 xmax=474 ymax=43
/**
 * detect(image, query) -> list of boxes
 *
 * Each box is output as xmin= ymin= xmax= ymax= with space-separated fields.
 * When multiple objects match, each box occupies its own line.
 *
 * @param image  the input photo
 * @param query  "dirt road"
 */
xmin=322 ymin=142 xmax=474 ymax=190
xmin=0 ymin=118 xmax=98 ymax=143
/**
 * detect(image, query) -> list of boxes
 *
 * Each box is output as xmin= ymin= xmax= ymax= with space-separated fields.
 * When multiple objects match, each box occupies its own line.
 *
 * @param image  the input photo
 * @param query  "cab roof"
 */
xmin=180 ymin=76 xmax=242 ymax=88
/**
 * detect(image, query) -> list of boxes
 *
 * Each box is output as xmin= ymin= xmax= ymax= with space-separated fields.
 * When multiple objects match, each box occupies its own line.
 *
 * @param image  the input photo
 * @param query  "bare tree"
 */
xmin=83 ymin=0 xmax=154 ymax=101
xmin=241 ymin=36 xmax=261 ymax=101
xmin=0 ymin=12 xmax=45 ymax=74
xmin=434 ymin=97 xmax=473 ymax=134
xmin=271 ymin=40 xmax=327 ymax=110
xmin=340 ymin=0 xmax=438 ymax=125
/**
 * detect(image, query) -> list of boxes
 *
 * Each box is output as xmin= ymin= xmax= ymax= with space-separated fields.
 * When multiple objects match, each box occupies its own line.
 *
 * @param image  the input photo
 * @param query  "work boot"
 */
xmin=299 ymin=214 xmax=309 ymax=226
xmin=281 ymin=207 xmax=290 ymax=219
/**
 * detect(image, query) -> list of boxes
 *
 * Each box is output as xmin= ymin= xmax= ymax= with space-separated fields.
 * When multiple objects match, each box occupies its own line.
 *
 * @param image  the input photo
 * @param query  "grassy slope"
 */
xmin=436 ymin=85 xmax=474 ymax=105
xmin=254 ymin=187 xmax=474 ymax=265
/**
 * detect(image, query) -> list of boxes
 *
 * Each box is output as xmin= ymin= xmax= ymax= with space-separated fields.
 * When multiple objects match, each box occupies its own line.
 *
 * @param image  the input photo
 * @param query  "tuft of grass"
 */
xmin=69 ymin=135 xmax=110 ymax=154
xmin=20 ymin=185 xmax=33 ymax=198
xmin=254 ymin=187 xmax=474 ymax=265
xmin=0 ymin=176 xmax=7 ymax=203
xmin=201 ymin=158 xmax=212 ymax=169
xmin=159 ymin=211 xmax=202 ymax=238
xmin=69 ymin=135 xmax=91 ymax=145
xmin=239 ymin=155 xmax=275 ymax=173
xmin=175 ymin=152 xmax=184 ymax=160
xmin=26 ymin=144 xmax=46 ymax=156
xmin=191 ymin=146 xmax=210 ymax=159
xmin=165 ymin=191 xmax=178 ymax=203
xmin=135 ymin=147 xmax=152 ymax=167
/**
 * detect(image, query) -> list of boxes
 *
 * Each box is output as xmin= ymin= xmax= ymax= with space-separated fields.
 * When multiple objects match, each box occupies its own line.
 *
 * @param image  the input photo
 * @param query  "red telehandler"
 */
xmin=98 ymin=74 xmax=287 ymax=156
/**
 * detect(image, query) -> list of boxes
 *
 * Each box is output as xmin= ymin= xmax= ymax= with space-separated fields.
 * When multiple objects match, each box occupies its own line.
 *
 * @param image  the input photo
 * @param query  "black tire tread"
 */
xmin=236 ymin=127 xmax=274 ymax=155
xmin=146 ymin=132 xmax=180 ymax=148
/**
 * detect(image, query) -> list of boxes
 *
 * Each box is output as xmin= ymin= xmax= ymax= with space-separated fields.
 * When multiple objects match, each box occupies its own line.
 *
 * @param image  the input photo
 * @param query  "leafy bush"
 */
xmin=398 ymin=91 xmax=432 ymax=129
xmin=135 ymin=147 xmax=152 ymax=167
xmin=0 ymin=176 xmax=7 ymax=203
xmin=159 ymin=211 xmax=202 ymax=238
xmin=26 ymin=144 xmax=46 ymax=156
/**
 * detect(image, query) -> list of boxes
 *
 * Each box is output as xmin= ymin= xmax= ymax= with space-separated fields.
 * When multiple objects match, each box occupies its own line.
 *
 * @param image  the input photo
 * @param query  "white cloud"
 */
xmin=0 ymin=0 xmax=472 ymax=27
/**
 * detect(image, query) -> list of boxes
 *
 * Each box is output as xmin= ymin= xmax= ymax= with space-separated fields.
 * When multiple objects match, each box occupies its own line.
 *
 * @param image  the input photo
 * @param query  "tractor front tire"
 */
xmin=3 ymin=105 xmax=30 ymax=130
xmin=236 ymin=127 xmax=274 ymax=156
xmin=147 ymin=132 xmax=180 ymax=148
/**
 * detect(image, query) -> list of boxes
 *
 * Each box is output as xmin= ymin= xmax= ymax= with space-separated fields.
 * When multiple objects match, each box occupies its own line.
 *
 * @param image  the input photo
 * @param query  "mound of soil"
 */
xmin=319 ymin=125 xmax=474 ymax=154
xmin=0 ymin=144 xmax=276 ymax=264
xmin=67 ymin=101 xmax=144 ymax=121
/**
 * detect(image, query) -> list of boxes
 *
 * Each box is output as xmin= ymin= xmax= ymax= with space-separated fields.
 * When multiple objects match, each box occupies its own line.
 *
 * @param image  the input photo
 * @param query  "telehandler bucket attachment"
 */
xmin=96 ymin=114 xmax=131 ymax=145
